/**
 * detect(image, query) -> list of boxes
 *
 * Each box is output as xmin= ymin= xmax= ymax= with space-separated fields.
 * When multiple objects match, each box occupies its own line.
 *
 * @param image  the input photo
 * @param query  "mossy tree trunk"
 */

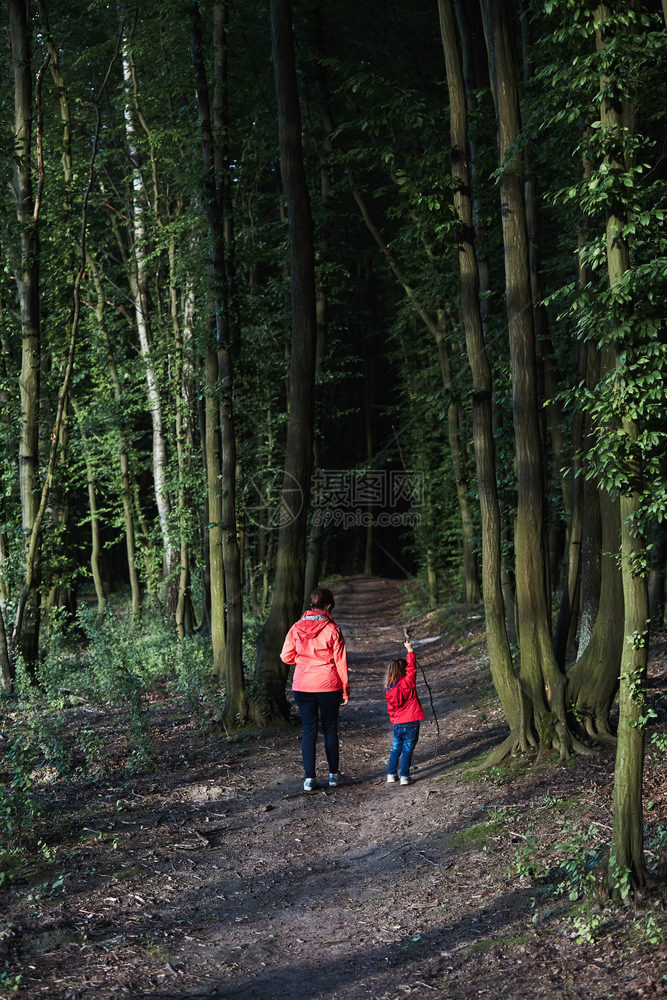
xmin=439 ymin=0 xmax=521 ymax=745
xmin=434 ymin=322 xmax=482 ymax=605
xmin=565 ymin=482 xmax=623 ymax=740
xmin=592 ymin=2 xmax=649 ymax=893
xmin=481 ymin=0 xmax=580 ymax=758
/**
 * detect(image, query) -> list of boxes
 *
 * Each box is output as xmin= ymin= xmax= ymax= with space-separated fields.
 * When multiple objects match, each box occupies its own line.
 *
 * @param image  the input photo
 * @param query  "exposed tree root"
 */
xmin=583 ymin=716 xmax=617 ymax=746
xmin=474 ymin=726 xmax=537 ymax=769
xmin=476 ymin=721 xmax=597 ymax=770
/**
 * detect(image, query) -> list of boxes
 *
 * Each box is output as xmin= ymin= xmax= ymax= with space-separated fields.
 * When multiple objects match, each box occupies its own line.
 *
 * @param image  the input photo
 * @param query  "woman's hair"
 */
xmin=384 ymin=658 xmax=407 ymax=688
xmin=309 ymin=586 xmax=335 ymax=611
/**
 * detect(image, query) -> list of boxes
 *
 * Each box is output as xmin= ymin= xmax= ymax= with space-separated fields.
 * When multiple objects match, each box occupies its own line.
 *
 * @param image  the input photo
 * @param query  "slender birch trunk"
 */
xmin=38 ymin=0 xmax=76 ymax=617
xmin=87 ymin=252 xmax=142 ymax=616
xmin=122 ymin=41 xmax=178 ymax=612
xmin=72 ymin=400 xmax=106 ymax=616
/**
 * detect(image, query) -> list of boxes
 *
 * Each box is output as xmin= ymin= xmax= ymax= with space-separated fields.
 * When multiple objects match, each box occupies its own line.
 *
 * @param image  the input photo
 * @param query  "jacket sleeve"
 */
xmin=332 ymin=626 xmax=350 ymax=698
xmin=280 ymin=626 xmax=297 ymax=665
xmin=393 ymin=652 xmax=417 ymax=706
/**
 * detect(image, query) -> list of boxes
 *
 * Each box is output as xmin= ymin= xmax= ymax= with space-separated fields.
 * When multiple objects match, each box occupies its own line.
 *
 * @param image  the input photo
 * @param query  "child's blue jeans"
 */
xmin=387 ymin=721 xmax=420 ymax=778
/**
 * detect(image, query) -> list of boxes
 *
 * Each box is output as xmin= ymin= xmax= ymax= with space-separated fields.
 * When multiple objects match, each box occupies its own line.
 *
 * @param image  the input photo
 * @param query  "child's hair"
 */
xmin=384 ymin=658 xmax=407 ymax=689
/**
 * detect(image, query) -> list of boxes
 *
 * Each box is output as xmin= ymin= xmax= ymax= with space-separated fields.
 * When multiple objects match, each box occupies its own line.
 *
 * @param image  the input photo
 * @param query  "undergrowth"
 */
xmin=0 ymin=604 xmax=224 ymax=859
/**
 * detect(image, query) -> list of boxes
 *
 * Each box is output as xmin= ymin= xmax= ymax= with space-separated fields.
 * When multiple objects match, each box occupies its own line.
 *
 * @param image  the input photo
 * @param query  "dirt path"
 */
xmin=5 ymin=577 xmax=665 ymax=999
xmin=151 ymin=575 xmax=514 ymax=1000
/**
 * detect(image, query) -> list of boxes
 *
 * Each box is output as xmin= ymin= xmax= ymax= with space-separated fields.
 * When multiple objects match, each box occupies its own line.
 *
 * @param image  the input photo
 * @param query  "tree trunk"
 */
xmin=72 ymin=400 xmax=106 ymax=616
xmin=87 ymin=251 xmax=142 ymax=616
xmin=0 ymin=601 xmax=11 ymax=693
xmin=565 ymin=485 xmax=623 ymax=739
xmin=122 ymin=40 xmax=178 ymax=613
xmin=254 ymin=0 xmax=318 ymax=720
xmin=612 ymin=477 xmax=649 ymax=892
xmin=593 ymin=2 xmax=648 ymax=893
xmin=439 ymin=0 xmax=520 ymax=740
xmin=481 ymin=0 xmax=574 ymax=757
xmin=647 ymin=519 xmax=665 ymax=628
xmin=434 ymin=319 xmax=481 ymax=604
xmin=303 ymin=0 xmax=335 ymax=603
xmin=38 ymin=0 xmax=77 ymax=619
xmin=191 ymin=2 xmax=246 ymax=722
xmin=204 ymin=345 xmax=227 ymax=677
xmin=169 ymin=236 xmax=193 ymax=639
xmin=10 ymin=0 xmax=42 ymax=670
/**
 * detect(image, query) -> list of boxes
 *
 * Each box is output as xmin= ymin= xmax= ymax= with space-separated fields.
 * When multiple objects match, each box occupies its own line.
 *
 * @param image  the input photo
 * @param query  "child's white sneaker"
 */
xmin=386 ymin=774 xmax=397 ymax=783
xmin=399 ymin=775 xmax=410 ymax=786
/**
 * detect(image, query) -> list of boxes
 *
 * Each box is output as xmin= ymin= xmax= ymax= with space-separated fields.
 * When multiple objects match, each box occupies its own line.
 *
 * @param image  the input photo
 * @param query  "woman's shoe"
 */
xmin=328 ymin=773 xmax=340 ymax=787
xmin=303 ymin=778 xmax=316 ymax=792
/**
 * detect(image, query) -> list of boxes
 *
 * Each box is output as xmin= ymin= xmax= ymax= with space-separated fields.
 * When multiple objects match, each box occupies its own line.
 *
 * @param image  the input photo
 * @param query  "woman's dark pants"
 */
xmin=293 ymin=690 xmax=342 ymax=778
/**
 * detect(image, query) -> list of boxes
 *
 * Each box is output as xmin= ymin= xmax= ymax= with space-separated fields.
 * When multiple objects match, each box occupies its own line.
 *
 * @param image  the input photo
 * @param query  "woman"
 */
xmin=280 ymin=587 xmax=349 ymax=792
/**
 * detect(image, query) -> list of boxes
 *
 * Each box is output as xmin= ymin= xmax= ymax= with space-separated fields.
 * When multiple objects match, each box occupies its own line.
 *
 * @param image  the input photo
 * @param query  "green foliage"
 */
xmin=0 ymin=964 xmax=22 ymax=996
xmin=608 ymin=855 xmax=632 ymax=902
xmin=509 ymin=818 xmax=607 ymax=902
xmin=171 ymin=632 xmax=223 ymax=727
xmin=552 ymin=821 xmax=606 ymax=902
xmin=0 ymin=735 xmax=43 ymax=848
xmin=511 ymin=826 xmax=539 ymax=880
xmin=571 ymin=908 xmax=604 ymax=945
xmin=537 ymin=0 xmax=667 ymax=533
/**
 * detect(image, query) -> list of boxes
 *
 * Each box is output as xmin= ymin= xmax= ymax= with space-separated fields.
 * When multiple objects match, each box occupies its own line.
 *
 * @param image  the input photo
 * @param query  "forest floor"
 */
xmin=1 ymin=576 xmax=666 ymax=1000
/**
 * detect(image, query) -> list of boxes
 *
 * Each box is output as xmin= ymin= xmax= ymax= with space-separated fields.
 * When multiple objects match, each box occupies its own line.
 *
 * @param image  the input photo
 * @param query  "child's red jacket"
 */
xmin=385 ymin=651 xmax=425 ymax=724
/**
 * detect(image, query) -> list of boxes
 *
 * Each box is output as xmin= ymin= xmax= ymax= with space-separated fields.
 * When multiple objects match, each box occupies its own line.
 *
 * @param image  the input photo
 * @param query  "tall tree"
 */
xmin=592 ymin=0 xmax=649 ymax=894
xmin=121 ymin=29 xmax=178 ymax=613
xmin=438 ymin=0 xmax=520 ymax=743
xmin=254 ymin=0 xmax=318 ymax=719
xmin=9 ymin=0 xmax=43 ymax=671
xmin=191 ymin=1 xmax=247 ymax=723
xmin=480 ymin=0 xmax=582 ymax=757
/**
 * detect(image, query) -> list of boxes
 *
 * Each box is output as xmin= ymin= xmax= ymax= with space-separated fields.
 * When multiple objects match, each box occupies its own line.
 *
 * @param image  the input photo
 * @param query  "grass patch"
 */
xmin=449 ymin=820 xmax=506 ymax=848
xmin=460 ymin=755 xmax=531 ymax=786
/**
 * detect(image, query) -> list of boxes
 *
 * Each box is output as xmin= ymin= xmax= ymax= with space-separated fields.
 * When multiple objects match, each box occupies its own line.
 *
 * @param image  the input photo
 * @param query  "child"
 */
xmin=384 ymin=639 xmax=425 ymax=785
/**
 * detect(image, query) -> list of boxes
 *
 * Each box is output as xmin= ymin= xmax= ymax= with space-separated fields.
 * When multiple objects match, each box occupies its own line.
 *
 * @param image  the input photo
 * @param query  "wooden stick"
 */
xmin=404 ymin=627 xmax=441 ymax=753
